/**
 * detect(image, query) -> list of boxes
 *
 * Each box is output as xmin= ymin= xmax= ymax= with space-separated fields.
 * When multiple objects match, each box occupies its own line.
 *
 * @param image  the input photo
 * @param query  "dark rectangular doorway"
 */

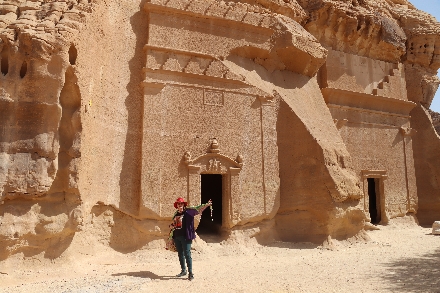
xmin=198 ymin=174 xmax=223 ymax=234
xmin=368 ymin=178 xmax=381 ymax=224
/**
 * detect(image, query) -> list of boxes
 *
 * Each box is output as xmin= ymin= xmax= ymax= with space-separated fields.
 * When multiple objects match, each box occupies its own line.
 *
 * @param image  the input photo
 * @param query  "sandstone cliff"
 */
xmin=0 ymin=0 xmax=439 ymax=259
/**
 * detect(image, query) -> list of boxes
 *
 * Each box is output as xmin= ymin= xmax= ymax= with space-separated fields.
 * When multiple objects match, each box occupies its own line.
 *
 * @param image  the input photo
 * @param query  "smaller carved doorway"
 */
xmin=198 ymin=174 xmax=223 ymax=234
xmin=367 ymin=178 xmax=381 ymax=224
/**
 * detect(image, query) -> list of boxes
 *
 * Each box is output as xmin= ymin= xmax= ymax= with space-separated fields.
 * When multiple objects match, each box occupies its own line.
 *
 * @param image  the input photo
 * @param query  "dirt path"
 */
xmin=0 ymin=224 xmax=439 ymax=293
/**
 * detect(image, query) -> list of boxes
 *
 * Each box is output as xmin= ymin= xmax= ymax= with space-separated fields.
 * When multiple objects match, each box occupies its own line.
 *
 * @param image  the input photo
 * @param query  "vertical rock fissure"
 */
xmin=49 ymin=66 xmax=81 ymax=201
xmin=68 ymin=44 xmax=77 ymax=65
xmin=20 ymin=61 xmax=27 ymax=78
xmin=1 ymin=47 xmax=9 ymax=76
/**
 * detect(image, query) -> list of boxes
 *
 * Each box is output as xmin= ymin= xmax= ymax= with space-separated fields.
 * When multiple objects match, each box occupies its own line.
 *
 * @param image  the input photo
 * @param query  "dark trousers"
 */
xmin=174 ymin=236 xmax=193 ymax=273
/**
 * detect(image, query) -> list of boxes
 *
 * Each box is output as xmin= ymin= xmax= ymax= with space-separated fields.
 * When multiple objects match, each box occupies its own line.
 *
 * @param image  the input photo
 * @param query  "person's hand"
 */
xmin=207 ymin=199 xmax=212 ymax=206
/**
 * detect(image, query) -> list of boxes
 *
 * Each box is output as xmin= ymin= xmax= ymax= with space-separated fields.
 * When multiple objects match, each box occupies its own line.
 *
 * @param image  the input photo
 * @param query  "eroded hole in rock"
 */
xmin=68 ymin=44 xmax=77 ymax=65
xmin=20 ymin=60 xmax=27 ymax=78
xmin=1 ymin=47 xmax=9 ymax=75
xmin=198 ymin=174 xmax=223 ymax=235
xmin=368 ymin=178 xmax=381 ymax=224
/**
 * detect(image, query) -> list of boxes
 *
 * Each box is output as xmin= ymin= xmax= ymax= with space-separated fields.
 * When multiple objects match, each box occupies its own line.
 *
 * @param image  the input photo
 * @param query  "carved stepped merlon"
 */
xmin=143 ymin=46 xmax=245 ymax=83
xmin=372 ymin=66 xmax=405 ymax=100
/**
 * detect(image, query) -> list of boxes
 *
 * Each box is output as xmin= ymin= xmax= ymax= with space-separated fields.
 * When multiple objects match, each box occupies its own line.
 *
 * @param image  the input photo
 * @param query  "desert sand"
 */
xmin=0 ymin=219 xmax=438 ymax=293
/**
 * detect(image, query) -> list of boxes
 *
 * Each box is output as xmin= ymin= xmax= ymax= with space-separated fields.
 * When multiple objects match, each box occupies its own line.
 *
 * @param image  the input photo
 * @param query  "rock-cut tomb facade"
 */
xmin=0 ymin=0 xmax=439 ymax=258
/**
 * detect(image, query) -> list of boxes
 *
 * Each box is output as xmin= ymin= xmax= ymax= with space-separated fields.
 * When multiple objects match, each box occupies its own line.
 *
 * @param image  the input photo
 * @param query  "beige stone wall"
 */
xmin=330 ymin=108 xmax=417 ymax=220
xmin=322 ymin=50 xmax=417 ymax=222
xmin=141 ymin=83 xmax=278 ymax=225
xmin=74 ymin=0 xmax=146 ymax=216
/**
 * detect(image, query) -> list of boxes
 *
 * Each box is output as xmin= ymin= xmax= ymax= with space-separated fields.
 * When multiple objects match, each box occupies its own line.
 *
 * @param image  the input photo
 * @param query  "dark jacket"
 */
xmin=172 ymin=204 xmax=210 ymax=240
xmin=181 ymin=208 xmax=198 ymax=240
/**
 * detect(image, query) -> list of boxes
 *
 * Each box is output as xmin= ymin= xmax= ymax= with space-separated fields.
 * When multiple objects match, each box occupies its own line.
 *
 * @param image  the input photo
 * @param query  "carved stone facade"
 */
xmin=320 ymin=49 xmax=418 ymax=223
xmin=140 ymin=3 xmax=281 ymax=225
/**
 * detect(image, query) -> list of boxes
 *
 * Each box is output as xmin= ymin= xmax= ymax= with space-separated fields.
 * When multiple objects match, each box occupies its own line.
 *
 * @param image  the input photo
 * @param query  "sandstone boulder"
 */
xmin=432 ymin=221 xmax=440 ymax=235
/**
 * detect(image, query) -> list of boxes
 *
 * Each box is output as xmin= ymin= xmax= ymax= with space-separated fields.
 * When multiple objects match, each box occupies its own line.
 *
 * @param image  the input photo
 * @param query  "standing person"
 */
xmin=169 ymin=197 xmax=212 ymax=281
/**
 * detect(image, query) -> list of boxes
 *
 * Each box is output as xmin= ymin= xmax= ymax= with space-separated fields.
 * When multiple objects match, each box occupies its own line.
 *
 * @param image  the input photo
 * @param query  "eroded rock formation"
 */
xmin=0 ymin=0 xmax=90 ymax=259
xmin=0 ymin=0 xmax=439 ymax=259
xmin=428 ymin=109 xmax=440 ymax=134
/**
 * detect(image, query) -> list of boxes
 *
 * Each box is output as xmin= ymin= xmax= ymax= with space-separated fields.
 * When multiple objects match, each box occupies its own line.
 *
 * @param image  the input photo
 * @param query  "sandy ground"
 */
xmin=0 ymin=222 xmax=439 ymax=293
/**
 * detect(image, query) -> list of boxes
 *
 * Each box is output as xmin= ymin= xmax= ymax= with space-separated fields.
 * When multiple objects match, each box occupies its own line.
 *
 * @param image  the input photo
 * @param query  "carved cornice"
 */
xmin=322 ymin=88 xmax=416 ymax=117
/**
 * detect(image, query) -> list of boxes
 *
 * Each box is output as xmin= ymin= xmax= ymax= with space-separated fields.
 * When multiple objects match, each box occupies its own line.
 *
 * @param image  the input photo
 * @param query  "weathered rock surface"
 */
xmin=0 ymin=0 xmax=91 ymax=259
xmin=0 ymin=0 xmax=439 ymax=259
xmin=428 ymin=109 xmax=440 ymax=135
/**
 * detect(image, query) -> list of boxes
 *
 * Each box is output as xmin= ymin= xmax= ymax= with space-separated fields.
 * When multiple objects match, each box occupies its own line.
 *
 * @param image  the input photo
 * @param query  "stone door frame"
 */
xmin=361 ymin=170 xmax=388 ymax=224
xmin=184 ymin=142 xmax=243 ymax=229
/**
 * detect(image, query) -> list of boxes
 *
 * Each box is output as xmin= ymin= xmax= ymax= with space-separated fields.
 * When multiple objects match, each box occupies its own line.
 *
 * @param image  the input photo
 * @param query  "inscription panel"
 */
xmin=204 ymin=89 xmax=224 ymax=106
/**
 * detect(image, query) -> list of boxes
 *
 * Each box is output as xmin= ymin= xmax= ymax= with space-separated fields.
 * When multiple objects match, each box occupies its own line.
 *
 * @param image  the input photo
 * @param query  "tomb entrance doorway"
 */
xmin=362 ymin=170 xmax=388 ymax=225
xmin=367 ymin=178 xmax=381 ymax=224
xmin=197 ymin=174 xmax=223 ymax=234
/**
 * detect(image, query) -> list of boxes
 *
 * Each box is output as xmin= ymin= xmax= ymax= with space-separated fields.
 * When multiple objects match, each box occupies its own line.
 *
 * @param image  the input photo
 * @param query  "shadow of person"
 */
xmin=112 ymin=271 xmax=183 ymax=280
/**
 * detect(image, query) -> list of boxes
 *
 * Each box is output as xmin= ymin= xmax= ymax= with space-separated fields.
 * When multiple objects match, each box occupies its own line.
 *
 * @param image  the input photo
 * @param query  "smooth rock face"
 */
xmin=433 ymin=221 xmax=440 ymax=235
xmin=0 ymin=0 xmax=439 ymax=257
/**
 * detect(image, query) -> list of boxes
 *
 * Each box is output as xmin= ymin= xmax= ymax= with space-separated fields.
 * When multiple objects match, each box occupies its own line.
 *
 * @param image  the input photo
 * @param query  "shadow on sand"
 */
xmin=112 ymin=271 xmax=184 ymax=280
xmin=380 ymin=245 xmax=440 ymax=292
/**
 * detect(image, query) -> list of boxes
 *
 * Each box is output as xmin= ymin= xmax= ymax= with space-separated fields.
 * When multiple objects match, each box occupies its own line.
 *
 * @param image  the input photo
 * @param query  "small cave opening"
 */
xmin=368 ymin=178 xmax=381 ymax=224
xmin=197 ymin=174 xmax=223 ymax=235
xmin=20 ymin=60 xmax=27 ymax=78
xmin=68 ymin=44 xmax=77 ymax=65
xmin=1 ymin=47 xmax=9 ymax=75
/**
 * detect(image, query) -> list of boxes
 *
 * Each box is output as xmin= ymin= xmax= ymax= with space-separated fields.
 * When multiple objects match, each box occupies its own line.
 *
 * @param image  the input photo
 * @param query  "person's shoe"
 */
xmin=188 ymin=273 xmax=194 ymax=281
xmin=176 ymin=271 xmax=187 ymax=277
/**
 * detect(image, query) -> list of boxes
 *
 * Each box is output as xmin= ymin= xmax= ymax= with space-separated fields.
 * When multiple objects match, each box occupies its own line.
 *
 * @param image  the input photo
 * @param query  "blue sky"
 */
xmin=410 ymin=0 xmax=440 ymax=111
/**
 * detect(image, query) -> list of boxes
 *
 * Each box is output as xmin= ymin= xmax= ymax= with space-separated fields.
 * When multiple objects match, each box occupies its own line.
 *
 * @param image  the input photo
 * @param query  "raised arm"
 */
xmin=186 ymin=200 xmax=212 ymax=216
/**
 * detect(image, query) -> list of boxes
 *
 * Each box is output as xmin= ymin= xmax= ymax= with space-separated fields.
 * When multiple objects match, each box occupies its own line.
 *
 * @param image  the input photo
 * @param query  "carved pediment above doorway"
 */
xmin=183 ymin=139 xmax=243 ymax=174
